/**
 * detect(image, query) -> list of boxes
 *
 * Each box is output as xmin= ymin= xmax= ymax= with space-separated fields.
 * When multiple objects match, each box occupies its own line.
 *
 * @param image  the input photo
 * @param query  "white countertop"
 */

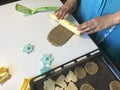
xmin=0 ymin=0 xmax=98 ymax=90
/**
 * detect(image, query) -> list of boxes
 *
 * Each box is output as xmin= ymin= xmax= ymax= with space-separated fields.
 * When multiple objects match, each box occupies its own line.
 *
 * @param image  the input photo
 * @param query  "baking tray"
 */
xmin=30 ymin=49 xmax=120 ymax=90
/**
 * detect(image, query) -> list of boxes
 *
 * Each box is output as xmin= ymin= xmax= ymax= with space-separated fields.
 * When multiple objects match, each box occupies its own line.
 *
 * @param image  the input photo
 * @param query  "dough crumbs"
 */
xmin=85 ymin=62 xmax=99 ymax=75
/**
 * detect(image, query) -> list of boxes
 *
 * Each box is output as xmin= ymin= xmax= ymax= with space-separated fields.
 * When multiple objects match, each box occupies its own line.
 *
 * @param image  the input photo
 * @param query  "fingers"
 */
xmin=55 ymin=0 xmax=76 ymax=19
xmin=78 ymin=22 xmax=99 ymax=34
xmin=77 ymin=15 xmax=115 ymax=34
xmin=85 ymin=28 xmax=98 ymax=34
xmin=55 ymin=7 xmax=68 ymax=19
xmin=55 ymin=2 xmax=72 ymax=19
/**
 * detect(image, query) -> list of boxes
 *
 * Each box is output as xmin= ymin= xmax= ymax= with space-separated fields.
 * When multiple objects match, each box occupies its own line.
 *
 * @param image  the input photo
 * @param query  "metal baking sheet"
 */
xmin=30 ymin=49 xmax=120 ymax=90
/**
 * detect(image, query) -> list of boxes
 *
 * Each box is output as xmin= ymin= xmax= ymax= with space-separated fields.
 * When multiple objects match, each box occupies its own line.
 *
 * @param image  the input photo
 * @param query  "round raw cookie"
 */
xmin=109 ymin=80 xmax=120 ymax=90
xmin=74 ymin=67 xmax=87 ymax=79
xmin=85 ymin=62 xmax=99 ymax=75
xmin=47 ymin=25 xmax=73 ymax=46
xmin=80 ymin=83 xmax=95 ymax=90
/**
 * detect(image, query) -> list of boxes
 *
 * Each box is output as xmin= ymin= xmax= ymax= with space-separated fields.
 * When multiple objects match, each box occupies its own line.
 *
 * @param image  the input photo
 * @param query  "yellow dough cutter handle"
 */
xmin=49 ymin=13 xmax=81 ymax=36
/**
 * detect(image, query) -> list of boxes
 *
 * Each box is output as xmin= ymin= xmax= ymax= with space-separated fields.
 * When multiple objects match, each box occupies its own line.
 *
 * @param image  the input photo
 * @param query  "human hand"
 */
xmin=55 ymin=0 xmax=77 ymax=19
xmin=55 ymin=5 xmax=71 ymax=19
xmin=78 ymin=14 xmax=117 ymax=34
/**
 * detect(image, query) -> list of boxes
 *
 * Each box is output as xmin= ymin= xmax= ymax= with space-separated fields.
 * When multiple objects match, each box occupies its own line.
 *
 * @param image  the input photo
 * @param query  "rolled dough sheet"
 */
xmin=47 ymin=25 xmax=74 ymax=46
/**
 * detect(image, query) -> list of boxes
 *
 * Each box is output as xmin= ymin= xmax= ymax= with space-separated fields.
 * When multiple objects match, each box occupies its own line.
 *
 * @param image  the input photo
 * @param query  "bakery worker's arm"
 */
xmin=56 ymin=0 xmax=78 ymax=19
xmin=78 ymin=11 xmax=120 ymax=34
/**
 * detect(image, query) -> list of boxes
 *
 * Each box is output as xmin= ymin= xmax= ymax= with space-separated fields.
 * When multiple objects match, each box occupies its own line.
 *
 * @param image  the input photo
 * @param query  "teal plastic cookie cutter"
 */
xmin=40 ymin=54 xmax=53 ymax=66
xmin=40 ymin=66 xmax=51 ymax=74
xmin=15 ymin=4 xmax=59 ymax=15
xmin=23 ymin=44 xmax=34 ymax=54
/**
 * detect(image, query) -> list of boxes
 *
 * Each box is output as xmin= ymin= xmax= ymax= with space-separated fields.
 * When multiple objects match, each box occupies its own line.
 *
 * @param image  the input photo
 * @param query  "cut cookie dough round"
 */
xmin=109 ymin=80 xmax=120 ymax=90
xmin=74 ymin=67 xmax=87 ymax=79
xmin=80 ymin=83 xmax=95 ymax=90
xmin=85 ymin=62 xmax=99 ymax=75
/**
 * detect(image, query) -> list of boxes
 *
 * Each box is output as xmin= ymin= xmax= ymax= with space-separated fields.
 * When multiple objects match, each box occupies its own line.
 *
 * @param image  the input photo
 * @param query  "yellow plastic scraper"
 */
xmin=0 ymin=67 xmax=11 ymax=83
xmin=49 ymin=13 xmax=81 ymax=36
xmin=20 ymin=78 xmax=31 ymax=90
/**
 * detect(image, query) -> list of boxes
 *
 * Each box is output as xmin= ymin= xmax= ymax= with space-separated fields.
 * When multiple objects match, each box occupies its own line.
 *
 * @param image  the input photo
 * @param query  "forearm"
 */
xmin=56 ymin=0 xmax=78 ymax=19
xmin=112 ymin=11 xmax=120 ymax=24
xmin=64 ymin=0 xmax=77 ymax=13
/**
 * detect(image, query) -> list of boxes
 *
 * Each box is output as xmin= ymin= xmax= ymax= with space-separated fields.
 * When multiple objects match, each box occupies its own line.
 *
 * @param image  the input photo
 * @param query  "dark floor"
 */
xmin=60 ymin=0 xmax=66 ymax=3
xmin=116 ymin=60 xmax=120 ymax=70
xmin=0 ymin=0 xmax=19 ymax=5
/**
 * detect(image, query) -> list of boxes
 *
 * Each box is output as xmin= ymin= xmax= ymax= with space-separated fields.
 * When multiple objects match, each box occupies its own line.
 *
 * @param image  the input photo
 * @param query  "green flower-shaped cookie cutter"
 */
xmin=15 ymin=4 xmax=59 ymax=15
